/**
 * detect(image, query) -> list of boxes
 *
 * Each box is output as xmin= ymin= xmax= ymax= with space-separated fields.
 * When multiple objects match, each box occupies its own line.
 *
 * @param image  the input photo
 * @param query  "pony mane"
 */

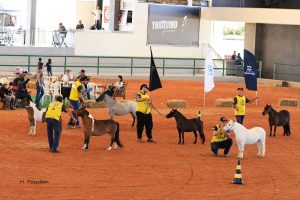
xmin=233 ymin=121 xmax=248 ymax=131
xmin=175 ymin=110 xmax=188 ymax=120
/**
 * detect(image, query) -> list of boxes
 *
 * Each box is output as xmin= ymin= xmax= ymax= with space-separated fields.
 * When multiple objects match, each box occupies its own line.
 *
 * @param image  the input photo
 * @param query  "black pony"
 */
xmin=166 ymin=109 xmax=205 ymax=144
xmin=262 ymin=104 xmax=291 ymax=137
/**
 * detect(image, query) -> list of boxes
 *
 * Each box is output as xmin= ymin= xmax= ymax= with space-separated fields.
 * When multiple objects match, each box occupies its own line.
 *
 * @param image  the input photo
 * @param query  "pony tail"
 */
xmin=114 ymin=122 xmax=123 ymax=148
xmin=199 ymin=121 xmax=205 ymax=144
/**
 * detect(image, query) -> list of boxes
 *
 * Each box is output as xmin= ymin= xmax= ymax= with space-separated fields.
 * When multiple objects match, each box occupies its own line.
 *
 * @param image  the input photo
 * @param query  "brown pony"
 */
xmin=17 ymin=98 xmax=46 ymax=135
xmin=73 ymin=107 xmax=123 ymax=151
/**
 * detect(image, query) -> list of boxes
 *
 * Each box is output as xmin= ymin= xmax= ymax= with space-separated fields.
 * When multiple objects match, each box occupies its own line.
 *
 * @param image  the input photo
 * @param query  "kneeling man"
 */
xmin=211 ymin=117 xmax=233 ymax=157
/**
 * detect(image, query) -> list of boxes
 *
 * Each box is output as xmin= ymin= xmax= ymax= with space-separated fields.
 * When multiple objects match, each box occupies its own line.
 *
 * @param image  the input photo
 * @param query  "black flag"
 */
xmin=244 ymin=49 xmax=257 ymax=91
xmin=149 ymin=47 xmax=162 ymax=91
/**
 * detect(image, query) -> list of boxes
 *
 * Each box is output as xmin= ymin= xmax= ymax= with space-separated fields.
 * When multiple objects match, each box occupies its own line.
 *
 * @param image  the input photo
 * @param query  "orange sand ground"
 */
xmin=1 ymin=79 xmax=300 ymax=200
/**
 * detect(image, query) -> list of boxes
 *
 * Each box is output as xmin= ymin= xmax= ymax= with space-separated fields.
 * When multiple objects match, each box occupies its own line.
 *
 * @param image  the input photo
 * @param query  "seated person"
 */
xmin=62 ymin=68 xmax=74 ymax=85
xmin=114 ymin=75 xmax=124 ymax=90
xmin=76 ymin=20 xmax=84 ymax=30
xmin=0 ymin=82 xmax=16 ymax=110
xmin=15 ymin=75 xmax=32 ymax=102
xmin=79 ymin=69 xmax=93 ymax=100
xmin=211 ymin=117 xmax=233 ymax=157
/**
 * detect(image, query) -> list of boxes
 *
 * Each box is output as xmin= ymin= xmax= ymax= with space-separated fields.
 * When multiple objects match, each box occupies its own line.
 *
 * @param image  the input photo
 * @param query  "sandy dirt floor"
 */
xmin=1 ymin=79 xmax=300 ymax=200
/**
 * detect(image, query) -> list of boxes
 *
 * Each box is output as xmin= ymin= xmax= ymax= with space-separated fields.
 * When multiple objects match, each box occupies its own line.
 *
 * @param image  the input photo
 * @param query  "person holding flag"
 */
xmin=232 ymin=87 xmax=257 ymax=124
xmin=135 ymin=84 xmax=156 ymax=143
xmin=135 ymin=47 xmax=161 ymax=143
xmin=232 ymin=49 xmax=258 ymax=124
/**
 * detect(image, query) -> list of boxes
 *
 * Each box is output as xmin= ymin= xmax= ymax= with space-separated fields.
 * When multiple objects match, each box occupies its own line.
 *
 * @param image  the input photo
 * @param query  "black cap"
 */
xmin=220 ymin=117 xmax=228 ymax=122
xmin=81 ymin=69 xmax=85 ymax=73
xmin=140 ymin=84 xmax=149 ymax=90
xmin=237 ymin=87 xmax=243 ymax=91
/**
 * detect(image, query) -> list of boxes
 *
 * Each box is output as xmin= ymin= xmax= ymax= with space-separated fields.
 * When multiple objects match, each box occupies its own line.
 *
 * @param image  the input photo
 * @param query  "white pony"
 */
xmin=223 ymin=120 xmax=266 ymax=158
xmin=17 ymin=99 xmax=46 ymax=135
xmin=96 ymin=93 xmax=136 ymax=127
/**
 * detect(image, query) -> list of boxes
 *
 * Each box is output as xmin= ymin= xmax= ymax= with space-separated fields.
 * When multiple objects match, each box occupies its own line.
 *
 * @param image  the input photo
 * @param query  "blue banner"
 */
xmin=244 ymin=49 xmax=257 ymax=91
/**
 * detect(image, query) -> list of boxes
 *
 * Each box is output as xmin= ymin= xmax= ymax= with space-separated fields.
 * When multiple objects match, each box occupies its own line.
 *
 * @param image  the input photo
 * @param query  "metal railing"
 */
xmin=0 ymin=54 xmax=227 ymax=76
xmin=0 ymin=54 xmax=265 ymax=79
xmin=0 ymin=29 xmax=74 ymax=47
xmin=273 ymin=62 xmax=300 ymax=82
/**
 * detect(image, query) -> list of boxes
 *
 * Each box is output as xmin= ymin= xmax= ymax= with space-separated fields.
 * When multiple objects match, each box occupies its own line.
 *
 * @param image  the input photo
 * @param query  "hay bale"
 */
xmin=215 ymin=99 xmax=233 ymax=107
xmin=65 ymin=100 xmax=106 ymax=108
xmin=279 ymin=99 xmax=298 ymax=107
xmin=166 ymin=100 xmax=187 ymax=108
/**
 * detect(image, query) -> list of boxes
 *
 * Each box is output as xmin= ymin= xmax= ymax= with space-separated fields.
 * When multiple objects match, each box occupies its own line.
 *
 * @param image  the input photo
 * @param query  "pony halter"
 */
xmin=225 ymin=121 xmax=234 ymax=132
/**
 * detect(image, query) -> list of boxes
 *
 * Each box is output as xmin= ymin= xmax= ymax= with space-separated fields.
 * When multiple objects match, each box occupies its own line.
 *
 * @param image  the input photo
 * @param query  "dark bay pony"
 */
xmin=166 ymin=109 xmax=205 ymax=144
xmin=17 ymin=98 xmax=46 ymax=135
xmin=73 ymin=107 xmax=123 ymax=151
xmin=262 ymin=104 xmax=291 ymax=137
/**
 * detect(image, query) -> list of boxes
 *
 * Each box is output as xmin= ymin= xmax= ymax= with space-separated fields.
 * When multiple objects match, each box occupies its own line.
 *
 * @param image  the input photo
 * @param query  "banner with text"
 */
xmin=147 ymin=4 xmax=201 ymax=46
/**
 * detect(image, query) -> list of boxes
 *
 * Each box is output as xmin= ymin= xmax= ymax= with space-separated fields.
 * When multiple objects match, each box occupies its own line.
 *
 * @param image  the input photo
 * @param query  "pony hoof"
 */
xmin=107 ymin=146 xmax=112 ymax=151
xmin=113 ymin=143 xmax=118 ymax=149
xmin=81 ymin=144 xmax=87 ymax=150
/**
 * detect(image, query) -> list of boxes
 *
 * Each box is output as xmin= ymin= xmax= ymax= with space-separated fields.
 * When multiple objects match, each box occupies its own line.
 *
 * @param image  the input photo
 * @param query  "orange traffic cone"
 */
xmin=232 ymin=160 xmax=243 ymax=184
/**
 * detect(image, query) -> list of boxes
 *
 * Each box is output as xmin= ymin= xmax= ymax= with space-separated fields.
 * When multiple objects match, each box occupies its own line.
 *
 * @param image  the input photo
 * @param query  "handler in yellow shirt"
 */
xmin=68 ymin=76 xmax=84 ymax=128
xmin=135 ymin=84 xmax=156 ymax=143
xmin=46 ymin=96 xmax=77 ymax=153
xmin=233 ymin=87 xmax=257 ymax=124
xmin=211 ymin=117 xmax=233 ymax=157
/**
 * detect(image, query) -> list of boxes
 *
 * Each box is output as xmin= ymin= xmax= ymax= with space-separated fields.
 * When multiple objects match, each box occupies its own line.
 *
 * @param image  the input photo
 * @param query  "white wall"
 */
xmin=36 ymin=0 xmax=76 ymax=30
xmin=74 ymin=2 xmax=212 ymax=57
xmin=76 ymin=0 xmax=96 ymax=29
xmin=202 ymin=7 xmax=300 ymax=25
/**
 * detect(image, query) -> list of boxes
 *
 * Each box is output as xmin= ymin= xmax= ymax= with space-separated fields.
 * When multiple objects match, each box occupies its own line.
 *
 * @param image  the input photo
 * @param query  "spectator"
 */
xmin=76 ymin=20 xmax=84 ymax=30
xmin=92 ymin=5 xmax=102 ymax=30
xmin=0 ymin=82 xmax=16 ymax=110
xmin=231 ymin=51 xmax=236 ymax=60
xmin=90 ymin=24 xmax=96 ymax=30
xmin=58 ymin=23 xmax=67 ymax=45
xmin=235 ymin=53 xmax=242 ymax=65
xmin=114 ymin=75 xmax=124 ymax=90
xmin=58 ymin=23 xmax=67 ymax=33
xmin=46 ymin=58 xmax=53 ymax=76
xmin=35 ymin=62 xmax=44 ymax=109
xmin=78 ymin=69 xmax=93 ymax=99
xmin=38 ymin=58 xmax=42 ymax=68
xmin=62 ymin=68 xmax=74 ymax=85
